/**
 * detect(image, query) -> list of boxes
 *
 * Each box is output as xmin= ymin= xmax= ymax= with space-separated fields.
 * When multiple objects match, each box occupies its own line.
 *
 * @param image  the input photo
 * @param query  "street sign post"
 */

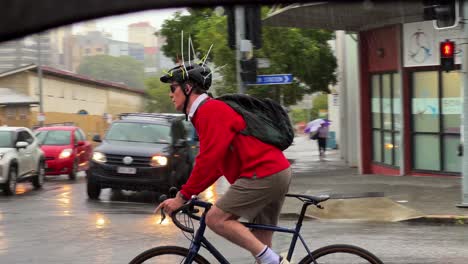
xmin=257 ymin=58 xmax=271 ymax=68
xmin=248 ymin=74 xmax=293 ymax=85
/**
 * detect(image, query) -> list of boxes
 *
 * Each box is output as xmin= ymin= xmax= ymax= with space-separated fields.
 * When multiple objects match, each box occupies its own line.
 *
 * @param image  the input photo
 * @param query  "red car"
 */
xmin=35 ymin=126 xmax=92 ymax=180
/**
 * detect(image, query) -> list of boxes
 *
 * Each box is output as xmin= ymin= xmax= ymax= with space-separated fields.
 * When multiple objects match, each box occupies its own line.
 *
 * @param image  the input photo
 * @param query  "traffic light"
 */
xmin=440 ymin=40 xmax=455 ymax=72
xmin=240 ymin=58 xmax=257 ymax=83
xmin=245 ymin=5 xmax=262 ymax=49
xmin=226 ymin=5 xmax=262 ymax=50
xmin=226 ymin=7 xmax=236 ymax=49
xmin=423 ymin=0 xmax=459 ymax=29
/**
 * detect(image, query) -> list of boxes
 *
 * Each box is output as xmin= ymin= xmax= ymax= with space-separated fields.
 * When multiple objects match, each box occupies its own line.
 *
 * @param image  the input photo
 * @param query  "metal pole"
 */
xmin=37 ymin=33 xmax=44 ymax=127
xmin=235 ymin=6 xmax=246 ymax=94
xmin=458 ymin=0 xmax=468 ymax=207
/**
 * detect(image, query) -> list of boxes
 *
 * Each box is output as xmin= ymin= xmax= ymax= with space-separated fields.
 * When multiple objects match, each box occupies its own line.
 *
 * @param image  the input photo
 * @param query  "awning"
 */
xmin=264 ymin=1 xmax=427 ymax=31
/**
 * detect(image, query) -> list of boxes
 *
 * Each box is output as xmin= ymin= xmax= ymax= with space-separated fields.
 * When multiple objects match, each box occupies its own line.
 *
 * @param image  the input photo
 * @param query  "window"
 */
xmin=17 ymin=131 xmax=34 ymax=144
xmin=0 ymin=131 xmax=14 ymax=148
xmin=106 ymin=122 xmax=171 ymax=143
xmin=18 ymin=107 xmax=28 ymax=120
xmin=6 ymin=107 xmax=15 ymax=120
xmin=77 ymin=129 xmax=86 ymax=141
xmin=74 ymin=129 xmax=85 ymax=144
xmin=411 ymin=70 xmax=461 ymax=173
xmin=35 ymin=130 xmax=71 ymax=145
xmin=371 ymin=73 xmax=401 ymax=167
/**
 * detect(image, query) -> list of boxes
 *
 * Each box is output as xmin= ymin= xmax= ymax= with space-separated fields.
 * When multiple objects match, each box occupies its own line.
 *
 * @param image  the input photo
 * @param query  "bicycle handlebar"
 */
xmin=159 ymin=195 xmax=210 ymax=233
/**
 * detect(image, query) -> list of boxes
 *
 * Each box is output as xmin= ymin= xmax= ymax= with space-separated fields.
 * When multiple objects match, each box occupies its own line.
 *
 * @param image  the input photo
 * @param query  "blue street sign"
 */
xmin=248 ymin=74 xmax=293 ymax=85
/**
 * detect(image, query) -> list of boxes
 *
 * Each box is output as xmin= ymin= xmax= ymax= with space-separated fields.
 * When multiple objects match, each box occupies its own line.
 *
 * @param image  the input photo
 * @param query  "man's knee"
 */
xmin=206 ymin=206 xmax=236 ymax=231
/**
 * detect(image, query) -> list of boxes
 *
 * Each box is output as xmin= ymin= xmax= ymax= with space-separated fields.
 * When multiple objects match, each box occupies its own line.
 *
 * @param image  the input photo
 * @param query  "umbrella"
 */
xmin=304 ymin=118 xmax=331 ymax=133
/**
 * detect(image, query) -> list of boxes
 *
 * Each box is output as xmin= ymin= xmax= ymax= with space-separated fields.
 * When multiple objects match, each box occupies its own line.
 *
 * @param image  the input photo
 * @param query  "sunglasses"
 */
xmin=169 ymin=84 xmax=180 ymax=93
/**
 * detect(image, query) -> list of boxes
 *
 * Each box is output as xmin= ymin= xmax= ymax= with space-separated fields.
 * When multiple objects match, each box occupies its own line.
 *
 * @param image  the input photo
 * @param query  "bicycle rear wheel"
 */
xmin=129 ymin=245 xmax=210 ymax=264
xmin=298 ymin=244 xmax=383 ymax=264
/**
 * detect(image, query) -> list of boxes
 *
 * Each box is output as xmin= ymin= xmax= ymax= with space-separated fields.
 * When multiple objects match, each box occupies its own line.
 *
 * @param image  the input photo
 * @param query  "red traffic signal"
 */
xmin=440 ymin=40 xmax=455 ymax=72
xmin=441 ymin=40 xmax=455 ymax=58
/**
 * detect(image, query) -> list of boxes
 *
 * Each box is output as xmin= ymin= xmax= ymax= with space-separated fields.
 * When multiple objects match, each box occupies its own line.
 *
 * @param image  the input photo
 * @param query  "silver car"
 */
xmin=0 ymin=127 xmax=45 ymax=195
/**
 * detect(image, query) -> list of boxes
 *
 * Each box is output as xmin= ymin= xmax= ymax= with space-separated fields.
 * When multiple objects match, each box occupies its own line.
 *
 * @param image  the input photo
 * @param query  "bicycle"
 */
xmin=130 ymin=193 xmax=384 ymax=264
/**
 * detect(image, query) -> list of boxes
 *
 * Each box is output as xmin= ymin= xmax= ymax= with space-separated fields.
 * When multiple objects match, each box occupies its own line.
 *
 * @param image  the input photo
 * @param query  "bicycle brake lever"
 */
xmin=159 ymin=208 xmax=166 ymax=224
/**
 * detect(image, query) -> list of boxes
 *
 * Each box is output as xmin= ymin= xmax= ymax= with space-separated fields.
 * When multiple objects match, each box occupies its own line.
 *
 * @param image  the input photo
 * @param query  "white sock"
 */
xmin=255 ymin=246 xmax=281 ymax=264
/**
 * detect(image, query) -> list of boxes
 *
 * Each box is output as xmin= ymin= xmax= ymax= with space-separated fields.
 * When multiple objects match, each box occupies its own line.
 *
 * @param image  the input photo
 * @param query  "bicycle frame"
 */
xmin=182 ymin=200 xmax=315 ymax=264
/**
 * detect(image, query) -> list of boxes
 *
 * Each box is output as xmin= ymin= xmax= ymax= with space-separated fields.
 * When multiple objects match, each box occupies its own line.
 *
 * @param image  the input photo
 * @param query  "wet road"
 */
xmin=0 ymin=174 xmax=467 ymax=264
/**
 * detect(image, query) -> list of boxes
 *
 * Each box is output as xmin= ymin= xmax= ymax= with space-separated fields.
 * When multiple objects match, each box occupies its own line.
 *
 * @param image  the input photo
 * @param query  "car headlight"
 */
xmin=150 ymin=155 xmax=168 ymax=167
xmin=59 ymin=149 xmax=73 ymax=159
xmin=92 ymin=152 xmax=107 ymax=163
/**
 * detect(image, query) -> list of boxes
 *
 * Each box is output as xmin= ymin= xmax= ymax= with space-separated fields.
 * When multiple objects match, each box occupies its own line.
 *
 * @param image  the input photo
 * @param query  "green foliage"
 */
xmin=158 ymin=7 xmax=337 ymax=106
xmin=310 ymin=94 xmax=328 ymax=120
xmin=77 ymin=55 xmax=145 ymax=89
xmin=144 ymin=76 xmax=177 ymax=113
xmin=291 ymin=108 xmax=309 ymax=124
xmin=159 ymin=9 xmax=215 ymax=63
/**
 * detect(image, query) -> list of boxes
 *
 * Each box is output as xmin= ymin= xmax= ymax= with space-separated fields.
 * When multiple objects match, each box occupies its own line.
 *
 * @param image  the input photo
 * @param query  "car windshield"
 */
xmin=0 ymin=131 xmax=13 ymax=148
xmin=35 ymin=130 xmax=71 ymax=145
xmin=105 ymin=122 xmax=171 ymax=143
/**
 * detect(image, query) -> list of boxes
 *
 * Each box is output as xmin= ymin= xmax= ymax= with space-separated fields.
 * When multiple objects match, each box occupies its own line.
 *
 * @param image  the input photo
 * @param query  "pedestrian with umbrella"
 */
xmin=304 ymin=118 xmax=331 ymax=157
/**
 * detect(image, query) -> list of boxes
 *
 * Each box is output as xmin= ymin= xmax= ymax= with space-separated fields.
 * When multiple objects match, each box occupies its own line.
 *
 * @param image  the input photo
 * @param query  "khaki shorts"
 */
xmin=216 ymin=167 xmax=292 ymax=226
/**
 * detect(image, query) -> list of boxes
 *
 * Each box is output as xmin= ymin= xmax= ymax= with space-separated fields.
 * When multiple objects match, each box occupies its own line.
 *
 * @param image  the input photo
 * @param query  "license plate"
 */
xmin=117 ymin=167 xmax=136 ymax=174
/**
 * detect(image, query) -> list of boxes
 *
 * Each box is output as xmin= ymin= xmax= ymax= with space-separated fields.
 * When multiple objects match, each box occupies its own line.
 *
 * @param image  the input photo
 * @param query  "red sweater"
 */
xmin=180 ymin=98 xmax=291 ymax=199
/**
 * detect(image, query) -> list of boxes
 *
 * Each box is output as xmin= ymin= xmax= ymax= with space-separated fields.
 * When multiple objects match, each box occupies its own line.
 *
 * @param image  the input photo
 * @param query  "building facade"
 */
xmin=0 ymin=35 xmax=51 ymax=73
xmin=128 ymin=22 xmax=160 ymax=74
xmin=266 ymin=1 xmax=462 ymax=176
xmin=0 ymin=64 xmax=146 ymax=138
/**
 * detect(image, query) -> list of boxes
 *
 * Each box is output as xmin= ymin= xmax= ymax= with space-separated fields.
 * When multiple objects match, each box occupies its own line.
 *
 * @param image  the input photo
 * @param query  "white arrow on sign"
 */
xmin=250 ymin=74 xmax=293 ymax=85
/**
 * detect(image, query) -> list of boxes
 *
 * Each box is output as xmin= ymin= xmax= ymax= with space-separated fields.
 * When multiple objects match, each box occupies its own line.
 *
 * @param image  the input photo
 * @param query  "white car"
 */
xmin=0 ymin=127 xmax=45 ymax=195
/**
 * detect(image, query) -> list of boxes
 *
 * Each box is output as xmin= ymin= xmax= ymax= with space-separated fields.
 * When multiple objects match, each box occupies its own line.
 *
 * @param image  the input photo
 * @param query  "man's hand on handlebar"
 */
xmin=154 ymin=196 xmax=186 ymax=215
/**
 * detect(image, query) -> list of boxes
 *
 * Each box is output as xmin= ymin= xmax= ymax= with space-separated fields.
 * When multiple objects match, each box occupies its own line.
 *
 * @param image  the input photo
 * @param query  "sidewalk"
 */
xmin=281 ymin=135 xmax=468 ymax=224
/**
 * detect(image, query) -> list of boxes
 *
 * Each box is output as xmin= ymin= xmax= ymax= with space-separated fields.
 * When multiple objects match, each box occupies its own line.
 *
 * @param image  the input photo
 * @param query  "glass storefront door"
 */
xmin=411 ymin=70 xmax=461 ymax=173
xmin=371 ymin=72 xmax=401 ymax=167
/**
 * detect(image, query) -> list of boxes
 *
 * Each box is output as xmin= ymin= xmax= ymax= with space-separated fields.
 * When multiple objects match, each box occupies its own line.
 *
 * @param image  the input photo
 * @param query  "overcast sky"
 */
xmin=73 ymin=8 xmax=187 ymax=41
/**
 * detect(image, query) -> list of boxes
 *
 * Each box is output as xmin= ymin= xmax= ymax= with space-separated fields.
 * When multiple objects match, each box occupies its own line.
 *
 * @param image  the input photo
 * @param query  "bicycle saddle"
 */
xmin=285 ymin=193 xmax=330 ymax=204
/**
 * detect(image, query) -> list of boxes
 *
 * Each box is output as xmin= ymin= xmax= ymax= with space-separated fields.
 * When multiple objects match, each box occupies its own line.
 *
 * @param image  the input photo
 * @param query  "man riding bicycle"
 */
xmin=156 ymin=62 xmax=292 ymax=264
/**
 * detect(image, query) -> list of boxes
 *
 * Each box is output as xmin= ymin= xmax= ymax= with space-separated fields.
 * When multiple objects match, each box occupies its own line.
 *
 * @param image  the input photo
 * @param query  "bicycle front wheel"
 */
xmin=298 ymin=244 xmax=384 ymax=264
xmin=129 ymin=245 xmax=210 ymax=264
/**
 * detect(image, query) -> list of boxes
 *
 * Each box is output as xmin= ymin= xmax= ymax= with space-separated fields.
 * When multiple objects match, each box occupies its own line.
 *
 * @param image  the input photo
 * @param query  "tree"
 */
xmin=144 ymin=76 xmax=177 ymax=113
xmin=158 ymin=7 xmax=337 ymax=106
xmin=77 ymin=55 xmax=145 ymax=89
xmin=310 ymin=94 xmax=328 ymax=120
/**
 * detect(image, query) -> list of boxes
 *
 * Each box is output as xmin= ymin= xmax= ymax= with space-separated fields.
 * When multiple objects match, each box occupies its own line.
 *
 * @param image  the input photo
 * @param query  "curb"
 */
xmin=280 ymin=213 xmax=468 ymax=225
xmin=400 ymin=215 xmax=468 ymax=225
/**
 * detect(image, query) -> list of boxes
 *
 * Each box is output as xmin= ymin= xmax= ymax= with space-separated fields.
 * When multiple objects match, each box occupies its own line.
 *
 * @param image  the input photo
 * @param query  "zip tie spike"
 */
xmin=162 ymin=69 xmax=173 ymax=77
xmin=188 ymin=36 xmax=191 ymax=67
xmin=180 ymin=30 xmax=188 ymax=79
xmin=190 ymin=37 xmax=198 ymax=61
xmin=202 ymin=44 xmax=214 ymax=66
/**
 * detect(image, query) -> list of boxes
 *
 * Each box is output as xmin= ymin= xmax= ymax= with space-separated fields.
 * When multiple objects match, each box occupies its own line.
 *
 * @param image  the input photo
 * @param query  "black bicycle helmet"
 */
xmin=160 ymin=62 xmax=212 ymax=120
xmin=160 ymin=62 xmax=212 ymax=90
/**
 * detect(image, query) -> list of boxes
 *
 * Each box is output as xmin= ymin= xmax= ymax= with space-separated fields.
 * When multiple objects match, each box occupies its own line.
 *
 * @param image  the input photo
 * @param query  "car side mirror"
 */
xmin=16 ymin=141 xmax=28 ymax=149
xmin=76 ymin=141 xmax=85 ymax=147
xmin=92 ymin=134 xmax=102 ymax=143
xmin=175 ymin=139 xmax=187 ymax=148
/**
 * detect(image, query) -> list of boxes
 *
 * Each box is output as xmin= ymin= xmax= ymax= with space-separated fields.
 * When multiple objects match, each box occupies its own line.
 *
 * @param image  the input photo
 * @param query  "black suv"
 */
xmin=87 ymin=113 xmax=193 ymax=199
